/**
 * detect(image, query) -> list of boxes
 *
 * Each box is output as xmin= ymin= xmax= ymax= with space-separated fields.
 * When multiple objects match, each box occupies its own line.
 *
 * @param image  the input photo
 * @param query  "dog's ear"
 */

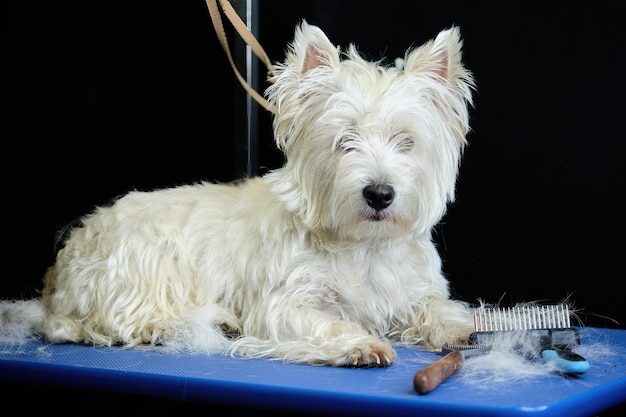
xmin=292 ymin=20 xmax=341 ymax=74
xmin=267 ymin=21 xmax=341 ymax=151
xmin=403 ymin=26 xmax=469 ymax=84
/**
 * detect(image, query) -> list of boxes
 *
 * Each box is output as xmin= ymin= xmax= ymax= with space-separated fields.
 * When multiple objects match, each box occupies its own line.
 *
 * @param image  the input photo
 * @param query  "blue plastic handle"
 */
xmin=541 ymin=348 xmax=590 ymax=374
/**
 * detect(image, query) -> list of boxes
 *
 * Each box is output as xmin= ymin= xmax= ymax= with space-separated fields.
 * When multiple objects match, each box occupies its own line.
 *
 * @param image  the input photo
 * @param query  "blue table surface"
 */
xmin=1 ymin=326 xmax=625 ymax=417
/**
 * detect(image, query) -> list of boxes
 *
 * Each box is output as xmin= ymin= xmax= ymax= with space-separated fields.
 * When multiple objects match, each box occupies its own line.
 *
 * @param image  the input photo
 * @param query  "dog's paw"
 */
xmin=344 ymin=338 xmax=397 ymax=368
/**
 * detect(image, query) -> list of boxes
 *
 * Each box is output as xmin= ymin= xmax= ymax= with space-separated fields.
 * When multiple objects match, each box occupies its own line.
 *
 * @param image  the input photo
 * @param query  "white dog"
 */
xmin=1 ymin=21 xmax=476 ymax=367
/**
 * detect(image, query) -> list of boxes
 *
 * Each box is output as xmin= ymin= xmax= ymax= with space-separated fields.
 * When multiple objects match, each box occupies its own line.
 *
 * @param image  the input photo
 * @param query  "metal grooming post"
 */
xmin=234 ymin=0 xmax=260 ymax=178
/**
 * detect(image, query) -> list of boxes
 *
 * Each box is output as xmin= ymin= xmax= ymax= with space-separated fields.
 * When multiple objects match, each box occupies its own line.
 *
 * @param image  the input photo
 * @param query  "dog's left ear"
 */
xmin=403 ymin=26 xmax=469 ymax=84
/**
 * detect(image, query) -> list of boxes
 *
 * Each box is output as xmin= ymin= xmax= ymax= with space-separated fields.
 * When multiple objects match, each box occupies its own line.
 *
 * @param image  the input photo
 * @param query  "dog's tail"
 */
xmin=0 ymin=298 xmax=45 ymax=344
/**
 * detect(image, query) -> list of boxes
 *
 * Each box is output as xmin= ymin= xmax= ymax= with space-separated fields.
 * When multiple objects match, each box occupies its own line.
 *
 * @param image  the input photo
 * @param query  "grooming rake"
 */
xmin=414 ymin=304 xmax=590 ymax=395
xmin=473 ymin=304 xmax=572 ymax=332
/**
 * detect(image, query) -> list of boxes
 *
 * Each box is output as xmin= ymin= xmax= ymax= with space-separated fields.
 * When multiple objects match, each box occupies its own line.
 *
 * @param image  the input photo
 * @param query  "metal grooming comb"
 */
xmin=474 ymin=304 xmax=572 ymax=331
xmin=470 ymin=304 xmax=589 ymax=374
xmin=414 ymin=343 xmax=492 ymax=395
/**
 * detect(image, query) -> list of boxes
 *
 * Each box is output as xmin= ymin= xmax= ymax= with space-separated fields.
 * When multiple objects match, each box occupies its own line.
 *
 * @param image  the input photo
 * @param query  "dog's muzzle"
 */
xmin=363 ymin=184 xmax=395 ymax=213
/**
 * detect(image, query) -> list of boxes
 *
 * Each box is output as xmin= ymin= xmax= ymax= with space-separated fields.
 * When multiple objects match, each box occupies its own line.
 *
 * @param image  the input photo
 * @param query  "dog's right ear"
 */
xmin=291 ymin=20 xmax=341 ymax=74
xmin=267 ymin=21 xmax=341 ymax=151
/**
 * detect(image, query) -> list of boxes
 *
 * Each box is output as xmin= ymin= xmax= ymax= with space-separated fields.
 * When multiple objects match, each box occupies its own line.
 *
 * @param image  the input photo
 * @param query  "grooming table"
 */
xmin=1 ymin=327 xmax=625 ymax=416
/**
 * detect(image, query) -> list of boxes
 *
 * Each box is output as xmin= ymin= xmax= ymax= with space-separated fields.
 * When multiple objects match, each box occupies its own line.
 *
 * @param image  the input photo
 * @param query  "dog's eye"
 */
xmin=395 ymin=136 xmax=414 ymax=153
xmin=336 ymin=137 xmax=357 ymax=153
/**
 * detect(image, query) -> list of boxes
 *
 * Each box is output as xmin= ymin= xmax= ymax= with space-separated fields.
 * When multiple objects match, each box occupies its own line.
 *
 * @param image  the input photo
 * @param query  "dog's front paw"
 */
xmin=344 ymin=338 xmax=397 ymax=368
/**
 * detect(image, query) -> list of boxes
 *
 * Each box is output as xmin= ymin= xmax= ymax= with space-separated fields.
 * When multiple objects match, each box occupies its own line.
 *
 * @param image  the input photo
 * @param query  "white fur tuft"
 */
xmin=0 ymin=299 xmax=45 ymax=344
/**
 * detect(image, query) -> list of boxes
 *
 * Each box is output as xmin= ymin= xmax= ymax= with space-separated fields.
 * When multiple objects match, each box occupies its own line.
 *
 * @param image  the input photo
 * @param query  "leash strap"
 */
xmin=205 ymin=0 xmax=276 ymax=114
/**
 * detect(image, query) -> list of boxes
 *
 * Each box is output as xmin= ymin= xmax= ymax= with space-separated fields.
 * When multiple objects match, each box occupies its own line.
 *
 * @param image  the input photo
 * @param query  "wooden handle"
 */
xmin=414 ymin=351 xmax=463 ymax=394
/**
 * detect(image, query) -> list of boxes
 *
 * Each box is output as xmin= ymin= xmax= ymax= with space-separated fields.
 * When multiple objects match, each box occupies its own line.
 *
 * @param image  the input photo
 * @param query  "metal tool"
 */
xmin=414 ymin=343 xmax=491 ymax=395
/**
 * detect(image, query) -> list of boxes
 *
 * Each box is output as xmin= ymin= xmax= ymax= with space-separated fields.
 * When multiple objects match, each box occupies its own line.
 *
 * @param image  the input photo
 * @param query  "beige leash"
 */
xmin=205 ymin=0 xmax=276 ymax=114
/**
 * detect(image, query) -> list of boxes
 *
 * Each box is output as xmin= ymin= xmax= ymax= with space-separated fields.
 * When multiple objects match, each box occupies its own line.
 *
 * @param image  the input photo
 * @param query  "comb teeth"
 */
xmin=474 ymin=304 xmax=571 ymax=332
xmin=442 ymin=343 xmax=490 ymax=352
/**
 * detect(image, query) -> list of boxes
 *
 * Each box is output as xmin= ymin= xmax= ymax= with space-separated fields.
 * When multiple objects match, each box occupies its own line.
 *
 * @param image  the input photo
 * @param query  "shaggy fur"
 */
xmin=0 ymin=21 xmax=476 ymax=367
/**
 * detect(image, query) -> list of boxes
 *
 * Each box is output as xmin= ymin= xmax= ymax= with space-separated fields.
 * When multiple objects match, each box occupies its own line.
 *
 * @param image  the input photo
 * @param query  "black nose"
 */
xmin=363 ymin=184 xmax=395 ymax=211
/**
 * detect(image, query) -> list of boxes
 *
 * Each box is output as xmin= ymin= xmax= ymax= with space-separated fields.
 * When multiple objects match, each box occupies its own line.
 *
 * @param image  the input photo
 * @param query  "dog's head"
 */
xmin=265 ymin=21 xmax=474 ymax=245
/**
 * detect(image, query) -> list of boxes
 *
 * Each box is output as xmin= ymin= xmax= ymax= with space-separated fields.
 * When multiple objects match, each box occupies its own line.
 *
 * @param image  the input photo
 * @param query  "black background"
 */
xmin=1 ymin=1 xmax=625 ymax=415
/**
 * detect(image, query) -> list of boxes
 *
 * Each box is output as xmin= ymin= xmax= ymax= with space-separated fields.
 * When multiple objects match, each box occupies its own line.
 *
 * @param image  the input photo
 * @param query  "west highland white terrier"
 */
xmin=1 ymin=21 xmax=476 ymax=367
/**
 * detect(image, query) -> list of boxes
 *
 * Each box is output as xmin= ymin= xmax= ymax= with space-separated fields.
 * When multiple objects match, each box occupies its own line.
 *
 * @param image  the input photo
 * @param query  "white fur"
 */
xmin=0 ymin=21 xmax=476 ymax=367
